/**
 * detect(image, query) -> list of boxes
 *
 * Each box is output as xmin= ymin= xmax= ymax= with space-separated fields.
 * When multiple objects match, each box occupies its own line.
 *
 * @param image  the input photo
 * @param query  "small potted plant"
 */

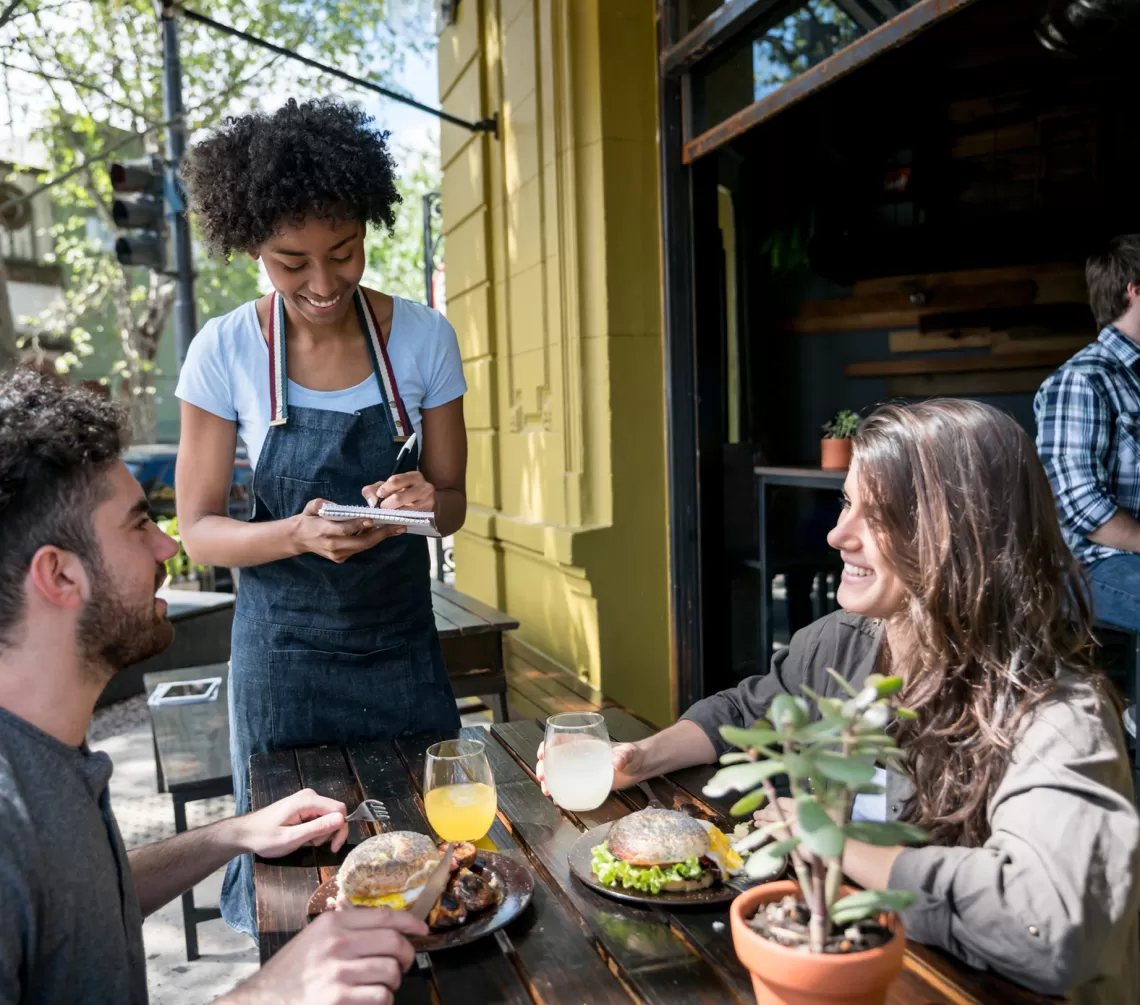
xmin=821 ymin=410 xmax=859 ymax=470
xmin=704 ymin=672 xmax=926 ymax=1005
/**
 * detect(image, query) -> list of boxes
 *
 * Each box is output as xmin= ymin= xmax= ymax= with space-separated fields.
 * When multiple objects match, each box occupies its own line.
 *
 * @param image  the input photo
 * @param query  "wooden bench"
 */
xmin=432 ymin=580 xmax=518 ymax=723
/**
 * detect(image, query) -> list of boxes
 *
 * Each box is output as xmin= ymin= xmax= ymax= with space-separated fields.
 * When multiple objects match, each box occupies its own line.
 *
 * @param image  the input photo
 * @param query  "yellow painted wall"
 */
xmin=438 ymin=0 xmax=673 ymax=726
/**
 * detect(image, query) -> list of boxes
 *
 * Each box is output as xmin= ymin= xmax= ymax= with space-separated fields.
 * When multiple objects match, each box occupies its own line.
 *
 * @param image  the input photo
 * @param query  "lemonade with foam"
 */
xmin=424 ymin=783 xmax=497 ymax=841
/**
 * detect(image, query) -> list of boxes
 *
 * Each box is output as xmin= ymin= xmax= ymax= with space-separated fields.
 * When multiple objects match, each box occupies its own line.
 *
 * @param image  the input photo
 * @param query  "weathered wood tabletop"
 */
xmin=250 ymin=709 xmax=1057 ymax=1005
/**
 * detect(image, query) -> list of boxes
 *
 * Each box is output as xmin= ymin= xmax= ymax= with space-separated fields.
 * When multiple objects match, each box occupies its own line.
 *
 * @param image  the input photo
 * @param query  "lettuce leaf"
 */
xmin=590 ymin=842 xmax=704 ymax=895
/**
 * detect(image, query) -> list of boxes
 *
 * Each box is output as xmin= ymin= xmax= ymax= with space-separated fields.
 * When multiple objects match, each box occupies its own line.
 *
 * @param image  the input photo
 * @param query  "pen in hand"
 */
xmin=370 ymin=432 xmax=418 ymax=509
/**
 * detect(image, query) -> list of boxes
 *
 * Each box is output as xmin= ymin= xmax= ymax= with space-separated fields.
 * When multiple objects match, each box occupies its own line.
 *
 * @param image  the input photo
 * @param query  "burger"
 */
xmin=591 ymin=808 xmax=742 ymax=895
xmin=337 ymin=831 xmax=441 ymax=909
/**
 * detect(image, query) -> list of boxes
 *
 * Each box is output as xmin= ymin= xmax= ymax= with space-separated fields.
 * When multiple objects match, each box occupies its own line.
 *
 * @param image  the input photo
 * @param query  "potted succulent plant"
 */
xmin=704 ymin=672 xmax=927 ymax=1005
xmin=821 ymin=410 xmax=859 ymax=470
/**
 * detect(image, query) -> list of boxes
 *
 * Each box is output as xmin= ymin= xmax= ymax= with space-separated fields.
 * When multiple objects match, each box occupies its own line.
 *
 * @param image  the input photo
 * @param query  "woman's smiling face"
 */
xmin=826 ymin=461 xmax=909 ymax=620
xmin=254 ymin=215 xmax=366 ymax=326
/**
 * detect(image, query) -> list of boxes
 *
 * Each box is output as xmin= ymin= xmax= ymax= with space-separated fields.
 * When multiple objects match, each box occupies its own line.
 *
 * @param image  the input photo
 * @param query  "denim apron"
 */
xmin=221 ymin=289 xmax=461 ymax=937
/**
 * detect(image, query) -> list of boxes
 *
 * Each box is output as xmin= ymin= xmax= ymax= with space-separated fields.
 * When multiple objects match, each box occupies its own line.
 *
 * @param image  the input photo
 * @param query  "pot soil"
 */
xmin=821 ymin=438 xmax=852 ymax=470
xmin=730 ymin=881 xmax=905 ymax=1005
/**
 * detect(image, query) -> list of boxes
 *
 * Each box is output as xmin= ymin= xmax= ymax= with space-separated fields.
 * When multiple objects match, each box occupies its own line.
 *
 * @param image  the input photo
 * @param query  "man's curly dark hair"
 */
xmin=182 ymin=98 xmax=402 ymax=257
xmin=0 ymin=369 xmax=130 ymax=648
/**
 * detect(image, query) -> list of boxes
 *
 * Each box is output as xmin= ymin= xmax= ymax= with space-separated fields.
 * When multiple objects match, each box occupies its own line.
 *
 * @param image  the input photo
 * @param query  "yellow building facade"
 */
xmin=437 ymin=0 xmax=674 ymax=726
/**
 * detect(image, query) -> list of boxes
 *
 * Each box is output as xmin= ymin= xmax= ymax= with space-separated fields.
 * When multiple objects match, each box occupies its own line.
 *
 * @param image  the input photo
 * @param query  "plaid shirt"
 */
xmin=1034 ymin=324 xmax=1140 ymax=566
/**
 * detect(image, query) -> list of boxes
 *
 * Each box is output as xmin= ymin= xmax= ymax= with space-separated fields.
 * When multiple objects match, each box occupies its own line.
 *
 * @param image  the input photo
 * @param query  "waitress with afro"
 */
xmin=174 ymin=99 xmax=466 ymax=937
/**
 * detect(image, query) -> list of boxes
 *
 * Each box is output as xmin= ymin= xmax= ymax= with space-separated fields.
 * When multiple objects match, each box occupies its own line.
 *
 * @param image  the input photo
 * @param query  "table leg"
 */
xmin=152 ymin=727 xmax=165 ymax=794
xmin=757 ymin=475 xmax=770 ymax=672
xmin=173 ymin=796 xmax=200 ymax=962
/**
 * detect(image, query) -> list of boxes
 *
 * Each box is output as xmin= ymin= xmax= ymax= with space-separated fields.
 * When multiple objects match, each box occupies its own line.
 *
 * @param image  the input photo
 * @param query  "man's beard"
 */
xmin=78 ymin=559 xmax=175 ymax=681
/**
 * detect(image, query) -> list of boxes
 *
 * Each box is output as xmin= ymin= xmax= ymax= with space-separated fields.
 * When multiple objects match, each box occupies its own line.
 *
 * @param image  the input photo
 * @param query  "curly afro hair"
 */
xmin=182 ymin=98 xmax=401 ymax=257
xmin=0 ymin=369 xmax=130 ymax=648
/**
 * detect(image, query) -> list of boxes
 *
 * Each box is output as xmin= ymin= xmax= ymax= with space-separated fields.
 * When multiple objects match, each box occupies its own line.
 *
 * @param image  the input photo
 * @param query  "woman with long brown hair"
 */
xmin=539 ymin=399 xmax=1139 ymax=1003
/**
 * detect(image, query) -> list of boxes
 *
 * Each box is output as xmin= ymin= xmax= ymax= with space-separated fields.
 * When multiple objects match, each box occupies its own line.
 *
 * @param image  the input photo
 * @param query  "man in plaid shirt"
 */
xmin=1036 ymin=236 xmax=1140 ymax=648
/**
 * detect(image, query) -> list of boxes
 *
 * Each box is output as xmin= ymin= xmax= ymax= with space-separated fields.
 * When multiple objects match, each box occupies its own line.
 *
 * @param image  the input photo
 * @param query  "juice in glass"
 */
xmin=425 ymin=782 xmax=497 ymax=842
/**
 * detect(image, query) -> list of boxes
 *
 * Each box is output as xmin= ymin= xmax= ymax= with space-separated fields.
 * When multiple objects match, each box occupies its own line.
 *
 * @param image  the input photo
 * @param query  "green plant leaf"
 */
xmin=815 ymin=753 xmax=876 ymax=787
xmin=793 ymin=719 xmax=844 ymax=741
xmin=729 ymin=788 xmax=769 ymax=817
xmin=703 ymin=760 xmax=785 ymax=797
xmin=732 ymin=821 xmax=788 ymax=853
xmin=745 ymin=842 xmax=791 ymax=879
xmin=872 ymin=675 xmax=904 ymax=697
xmin=825 ymin=668 xmax=861 ymax=697
xmin=817 ymin=697 xmax=846 ymax=721
xmin=719 ymin=725 xmax=780 ymax=750
xmin=830 ymin=889 xmax=916 ymax=924
xmin=767 ymin=694 xmax=807 ymax=729
xmin=795 ymin=797 xmax=845 ymax=859
xmin=766 ymin=838 xmax=802 ymax=857
xmin=844 ymin=821 xmax=929 ymax=845
xmin=851 ymin=783 xmax=887 ymax=796
xmin=896 ymin=706 xmax=919 ymax=721
xmin=719 ymin=752 xmax=752 ymax=764
xmin=783 ymin=752 xmax=813 ymax=777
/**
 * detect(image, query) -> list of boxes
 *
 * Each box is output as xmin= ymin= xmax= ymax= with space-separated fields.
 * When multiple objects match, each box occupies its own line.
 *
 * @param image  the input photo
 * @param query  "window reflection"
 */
xmin=754 ymin=2 xmax=863 ymax=102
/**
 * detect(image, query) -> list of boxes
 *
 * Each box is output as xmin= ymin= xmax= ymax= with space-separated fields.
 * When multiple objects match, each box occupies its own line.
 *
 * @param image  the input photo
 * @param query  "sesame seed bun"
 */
xmin=607 ymin=809 xmax=710 ymax=867
xmin=337 ymin=832 xmax=440 ymax=902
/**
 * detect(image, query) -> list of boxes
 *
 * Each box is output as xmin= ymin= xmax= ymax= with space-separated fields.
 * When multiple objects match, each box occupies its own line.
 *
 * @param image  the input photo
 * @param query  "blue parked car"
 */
xmin=122 ymin=443 xmax=254 ymax=522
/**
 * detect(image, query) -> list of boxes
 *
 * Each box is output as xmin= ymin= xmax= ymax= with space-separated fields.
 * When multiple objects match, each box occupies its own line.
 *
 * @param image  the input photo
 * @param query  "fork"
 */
xmin=344 ymin=798 xmax=390 ymax=827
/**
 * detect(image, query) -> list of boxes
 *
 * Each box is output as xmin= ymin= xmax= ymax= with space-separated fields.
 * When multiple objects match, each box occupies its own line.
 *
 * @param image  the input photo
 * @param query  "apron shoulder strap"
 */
xmin=268 ymin=292 xmax=288 ymax=427
xmin=354 ymin=288 xmax=412 ymax=442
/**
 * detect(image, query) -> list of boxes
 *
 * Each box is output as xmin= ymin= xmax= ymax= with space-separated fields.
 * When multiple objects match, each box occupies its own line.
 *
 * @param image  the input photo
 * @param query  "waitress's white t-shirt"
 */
xmin=175 ymin=296 xmax=466 ymax=471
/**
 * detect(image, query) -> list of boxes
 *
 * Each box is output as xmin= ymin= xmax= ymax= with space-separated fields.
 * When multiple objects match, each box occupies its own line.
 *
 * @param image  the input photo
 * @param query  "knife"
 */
xmin=408 ymin=843 xmax=455 ymax=922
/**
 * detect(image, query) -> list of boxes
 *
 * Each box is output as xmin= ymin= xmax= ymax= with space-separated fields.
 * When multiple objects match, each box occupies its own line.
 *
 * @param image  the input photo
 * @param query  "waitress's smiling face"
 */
xmin=255 ymin=215 xmax=367 ymax=326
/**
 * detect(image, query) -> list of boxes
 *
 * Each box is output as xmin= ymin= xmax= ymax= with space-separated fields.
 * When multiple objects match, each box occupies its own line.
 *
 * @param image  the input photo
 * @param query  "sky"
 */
xmin=365 ymin=43 xmax=440 ymax=158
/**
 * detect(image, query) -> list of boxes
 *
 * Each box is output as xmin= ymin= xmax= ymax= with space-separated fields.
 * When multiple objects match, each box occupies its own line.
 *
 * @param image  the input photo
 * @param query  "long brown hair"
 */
xmin=853 ymin=399 xmax=1106 ymax=847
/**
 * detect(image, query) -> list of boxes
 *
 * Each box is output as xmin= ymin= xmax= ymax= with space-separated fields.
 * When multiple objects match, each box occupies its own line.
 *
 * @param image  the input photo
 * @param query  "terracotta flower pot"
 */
xmin=730 ymin=881 xmax=906 ymax=1005
xmin=820 ymin=438 xmax=853 ymax=470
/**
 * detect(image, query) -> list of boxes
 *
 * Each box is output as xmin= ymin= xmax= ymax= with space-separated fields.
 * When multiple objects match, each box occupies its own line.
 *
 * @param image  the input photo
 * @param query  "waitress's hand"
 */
xmin=362 ymin=471 xmax=436 ymax=513
xmin=294 ymin=498 xmax=406 ymax=563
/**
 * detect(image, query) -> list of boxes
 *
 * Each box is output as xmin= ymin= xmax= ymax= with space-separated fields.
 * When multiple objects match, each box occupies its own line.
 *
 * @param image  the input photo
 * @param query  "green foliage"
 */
xmin=2 ymin=0 xmax=431 ymax=438
xmin=364 ymin=144 xmax=441 ymax=303
xmin=707 ymin=672 xmax=927 ymax=951
xmin=822 ymin=409 xmax=859 ymax=439
xmin=156 ymin=516 xmax=208 ymax=581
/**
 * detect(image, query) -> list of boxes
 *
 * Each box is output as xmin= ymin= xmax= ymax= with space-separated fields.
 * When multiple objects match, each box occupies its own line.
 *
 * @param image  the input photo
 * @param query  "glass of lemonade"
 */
xmin=543 ymin=712 xmax=614 ymax=812
xmin=423 ymin=739 xmax=497 ymax=842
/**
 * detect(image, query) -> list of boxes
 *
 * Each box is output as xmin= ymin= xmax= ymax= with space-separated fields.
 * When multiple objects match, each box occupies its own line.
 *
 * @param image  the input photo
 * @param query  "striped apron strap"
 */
xmin=268 ymin=291 xmax=288 ymax=426
xmin=354 ymin=288 xmax=411 ymax=442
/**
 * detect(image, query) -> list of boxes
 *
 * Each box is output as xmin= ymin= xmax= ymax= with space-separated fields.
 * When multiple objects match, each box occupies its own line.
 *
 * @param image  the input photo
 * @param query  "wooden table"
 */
xmin=432 ymin=580 xmax=519 ymax=722
xmin=143 ymin=663 xmax=234 ymax=961
xmin=251 ymin=711 xmax=1054 ymax=1005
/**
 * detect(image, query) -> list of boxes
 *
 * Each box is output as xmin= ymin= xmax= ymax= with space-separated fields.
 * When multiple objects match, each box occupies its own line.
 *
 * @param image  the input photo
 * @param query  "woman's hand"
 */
xmin=535 ymin=740 xmax=646 ymax=800
xmin=293 ymin=498 xmax=406 ymax=563
xmin=362 ymin=472 xmax=436 ymax=513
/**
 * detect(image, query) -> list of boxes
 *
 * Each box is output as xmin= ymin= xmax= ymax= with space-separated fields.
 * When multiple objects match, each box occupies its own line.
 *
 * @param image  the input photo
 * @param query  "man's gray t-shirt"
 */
xmin=0 ymin=706 xmax=147 ymax=1004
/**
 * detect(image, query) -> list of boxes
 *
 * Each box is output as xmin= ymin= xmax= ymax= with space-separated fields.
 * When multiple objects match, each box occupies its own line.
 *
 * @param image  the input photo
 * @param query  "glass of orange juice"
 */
xmin=423 ymin=739 xmax=497 ymax=842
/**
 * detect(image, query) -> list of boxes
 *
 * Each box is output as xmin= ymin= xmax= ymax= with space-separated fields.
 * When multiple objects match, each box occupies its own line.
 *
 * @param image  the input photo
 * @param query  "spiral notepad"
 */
xmin=317 ymin=503 xmax=440 ymax=538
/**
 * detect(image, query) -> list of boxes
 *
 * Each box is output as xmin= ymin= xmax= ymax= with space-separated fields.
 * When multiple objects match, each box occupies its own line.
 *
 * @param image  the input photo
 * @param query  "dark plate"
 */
xmin=568 ymin=822 xmax=741 ymax=908
xmin=306 ymin=851 xmax=534 ymax=952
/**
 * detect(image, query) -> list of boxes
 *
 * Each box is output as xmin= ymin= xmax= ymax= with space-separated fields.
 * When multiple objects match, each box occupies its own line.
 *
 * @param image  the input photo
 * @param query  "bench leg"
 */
xmin=173 ymin=796 xmax=200 ymax=962
xmin=496 ymin=637 xmax=509 ymax=723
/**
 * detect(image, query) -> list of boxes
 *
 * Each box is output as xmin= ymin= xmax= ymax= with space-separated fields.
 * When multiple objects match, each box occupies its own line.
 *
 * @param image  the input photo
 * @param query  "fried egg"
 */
xmin=697 ymin=820 xmax=744 ymax=876
xmin=347 ymin=884 xmax=425 ymax=910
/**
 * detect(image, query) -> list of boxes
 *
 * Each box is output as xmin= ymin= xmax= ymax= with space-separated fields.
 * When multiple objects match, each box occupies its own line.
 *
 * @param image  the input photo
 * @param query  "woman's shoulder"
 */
xmin=191 ymin=300 xmax=262 ymax=356
xmin=1017 ymin=671 xmax=1126 ymax=762
xmin=392 ymin=295 xmax=455 ymax=340
xmin=790 ymin=611 xmax=880 ymax=661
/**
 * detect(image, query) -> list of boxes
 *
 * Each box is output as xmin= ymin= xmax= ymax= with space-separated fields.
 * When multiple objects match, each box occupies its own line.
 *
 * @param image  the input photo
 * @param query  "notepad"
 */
xmin=317 ymin=503 xmax=441 ymax=538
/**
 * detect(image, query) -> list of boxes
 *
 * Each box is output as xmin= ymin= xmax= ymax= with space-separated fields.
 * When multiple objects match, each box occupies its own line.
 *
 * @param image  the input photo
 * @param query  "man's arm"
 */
xmin=1035 ymin=369 xmax=1124 ymax=545
xmin=1087 ymin=509 xmax=1140 ymax=552
xmin=129 ymin=789 xmax=348 ymax=917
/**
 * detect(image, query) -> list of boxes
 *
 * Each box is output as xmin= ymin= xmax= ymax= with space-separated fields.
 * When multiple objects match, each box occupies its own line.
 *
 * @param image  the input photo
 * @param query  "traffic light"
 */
xmin=109 ymin=156 xmax=166 ymax=270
